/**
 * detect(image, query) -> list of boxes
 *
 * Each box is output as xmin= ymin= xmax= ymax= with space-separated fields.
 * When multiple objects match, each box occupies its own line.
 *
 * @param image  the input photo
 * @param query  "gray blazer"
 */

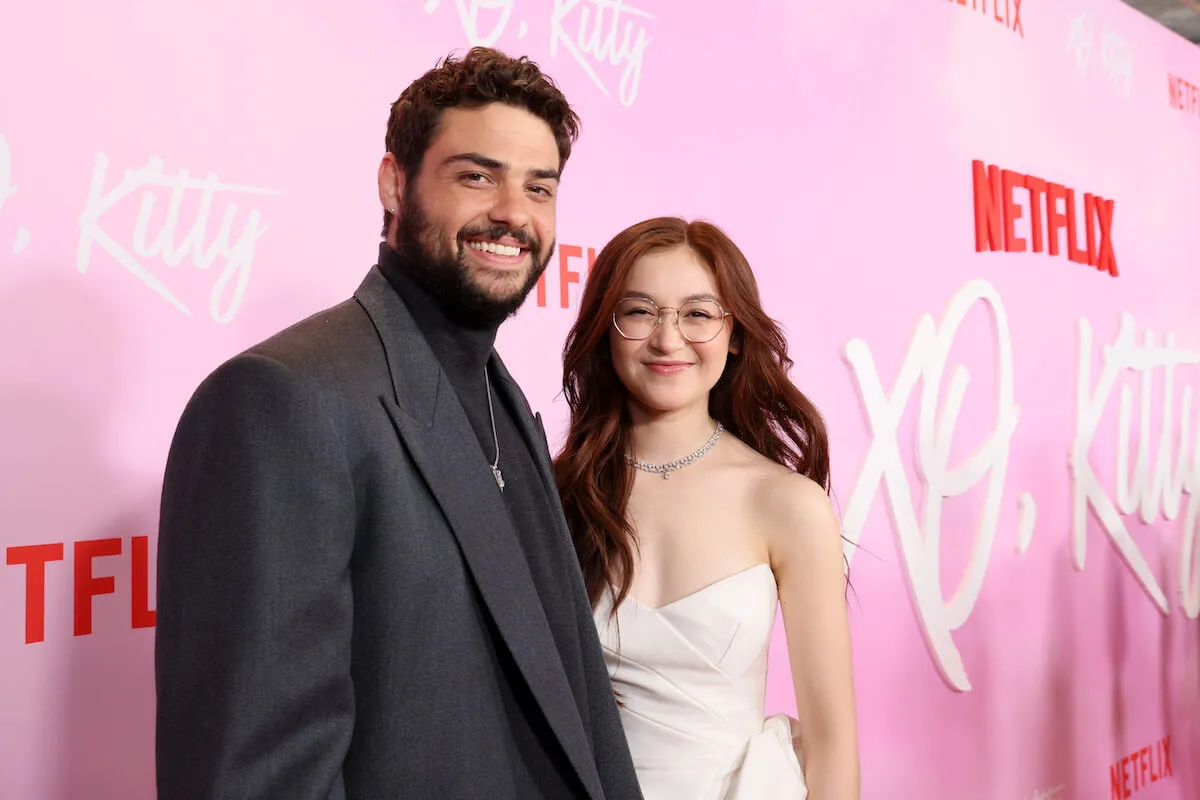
xmin=154 ymin=266 xmax=641 ymax=800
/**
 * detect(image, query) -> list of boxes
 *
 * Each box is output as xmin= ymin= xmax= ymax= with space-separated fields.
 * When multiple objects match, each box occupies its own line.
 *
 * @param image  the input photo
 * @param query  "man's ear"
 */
xmin=378 ymin=152 xmax=405 ymax=215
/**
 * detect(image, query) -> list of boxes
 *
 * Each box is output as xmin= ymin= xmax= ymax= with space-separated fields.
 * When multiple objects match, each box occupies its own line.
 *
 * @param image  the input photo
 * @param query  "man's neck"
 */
xmin=377 ymin=242 xmax=498 ymax=384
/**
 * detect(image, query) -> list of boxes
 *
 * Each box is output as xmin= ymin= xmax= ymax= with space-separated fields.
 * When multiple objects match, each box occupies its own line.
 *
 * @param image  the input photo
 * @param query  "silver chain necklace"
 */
xmin=625 ymin=421 xmax=724 ymax=480
xmin=484 ymin=370 xmax=505 ymax=491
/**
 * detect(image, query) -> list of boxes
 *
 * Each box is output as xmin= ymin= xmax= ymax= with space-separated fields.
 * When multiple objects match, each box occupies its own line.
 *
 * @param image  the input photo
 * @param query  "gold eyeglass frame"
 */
xmin=611 ymin=297 xmax=732 ymax=344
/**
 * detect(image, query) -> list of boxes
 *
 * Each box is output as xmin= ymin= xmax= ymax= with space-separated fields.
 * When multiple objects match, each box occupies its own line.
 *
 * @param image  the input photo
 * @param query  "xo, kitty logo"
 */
xmin=77 ymin=153 xmax=282 ymax=323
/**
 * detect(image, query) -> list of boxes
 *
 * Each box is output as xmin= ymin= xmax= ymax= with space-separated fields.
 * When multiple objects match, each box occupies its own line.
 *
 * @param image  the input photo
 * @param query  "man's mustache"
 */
xmin=458 ymin=224 xmax=534 ymax=248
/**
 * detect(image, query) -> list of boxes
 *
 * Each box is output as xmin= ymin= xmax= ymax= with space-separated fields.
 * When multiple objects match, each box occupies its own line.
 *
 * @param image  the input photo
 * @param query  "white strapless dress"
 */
xmin=594 ymin=563 xmax=807 ymax=800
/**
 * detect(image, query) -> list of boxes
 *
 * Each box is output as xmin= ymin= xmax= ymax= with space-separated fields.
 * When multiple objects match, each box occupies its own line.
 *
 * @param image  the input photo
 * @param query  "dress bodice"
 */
xmin=594 ymin=563 xmax=807 ymax=799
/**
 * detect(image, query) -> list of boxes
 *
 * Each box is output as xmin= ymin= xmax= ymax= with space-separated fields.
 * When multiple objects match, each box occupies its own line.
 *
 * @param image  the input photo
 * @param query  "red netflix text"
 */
xmin=536 ymin=243 xmax=596 ymax=309
xmin=1168 ymin=74 xmax=1199 ymax=117
xmin=972 ymin=160 xmax=1118 ymax=277
xmin=5 ymin=536 xmax=155 ymax=644
xmin=949 ymin=0 xmax=1024 ymax=38
xmin=1110 ymin=736 xmax=1173 ymax=799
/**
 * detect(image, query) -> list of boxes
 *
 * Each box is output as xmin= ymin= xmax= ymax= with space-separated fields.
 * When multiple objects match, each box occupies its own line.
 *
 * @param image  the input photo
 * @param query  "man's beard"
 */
xmin=394 ymin=186 xmax=553 ymax=329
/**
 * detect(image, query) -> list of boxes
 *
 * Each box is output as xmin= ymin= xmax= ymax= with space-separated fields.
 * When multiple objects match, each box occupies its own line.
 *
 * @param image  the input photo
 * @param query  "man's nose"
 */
xmin=488 ymin=182 xmax=532 ymax=231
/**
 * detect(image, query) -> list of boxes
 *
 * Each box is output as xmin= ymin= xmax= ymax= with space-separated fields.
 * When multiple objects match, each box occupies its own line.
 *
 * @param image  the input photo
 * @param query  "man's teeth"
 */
xmin=467 ymin=241 xmax=522 ymax=257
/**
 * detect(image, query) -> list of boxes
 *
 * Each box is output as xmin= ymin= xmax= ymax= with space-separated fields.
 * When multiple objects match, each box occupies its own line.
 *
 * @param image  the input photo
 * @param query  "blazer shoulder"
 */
xmin=184 ymin=298 xmax=388 ymax=420
xmin=249 ymin=298 xmax=376 ymax=373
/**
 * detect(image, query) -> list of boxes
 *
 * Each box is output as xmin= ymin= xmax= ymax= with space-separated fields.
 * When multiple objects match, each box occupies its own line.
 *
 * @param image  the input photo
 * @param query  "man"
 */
xmin=155 ymin=48 xmax=642 ymax=800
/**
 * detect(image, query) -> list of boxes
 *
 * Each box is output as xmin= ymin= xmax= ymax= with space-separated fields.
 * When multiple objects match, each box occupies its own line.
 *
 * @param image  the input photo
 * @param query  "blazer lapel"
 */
xmin=354 ymin=268 xmax=604 ymax=800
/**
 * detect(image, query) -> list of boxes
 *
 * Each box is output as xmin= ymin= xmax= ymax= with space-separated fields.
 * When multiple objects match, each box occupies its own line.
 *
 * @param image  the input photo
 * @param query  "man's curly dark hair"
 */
xmin=382 ymin=47 xmax=581 ymax=236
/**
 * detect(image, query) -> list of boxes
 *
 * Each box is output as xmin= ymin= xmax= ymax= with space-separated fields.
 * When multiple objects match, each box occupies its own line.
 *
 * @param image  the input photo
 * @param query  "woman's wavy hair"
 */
xmin=553 ymin=217 xmax=832 ymax=609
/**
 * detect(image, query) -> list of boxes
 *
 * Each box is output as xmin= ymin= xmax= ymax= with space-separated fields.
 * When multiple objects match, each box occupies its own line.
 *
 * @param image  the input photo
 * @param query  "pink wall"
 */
xmin=2 ymin=1 xmax=1198 ymax=798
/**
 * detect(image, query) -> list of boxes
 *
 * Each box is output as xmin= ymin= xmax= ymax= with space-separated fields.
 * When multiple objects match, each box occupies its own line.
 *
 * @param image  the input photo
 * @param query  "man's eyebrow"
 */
xmin=442 ymin=152 xmax=505 ymax=171
xmin=443 ymin=153 xmax=560 ymax=182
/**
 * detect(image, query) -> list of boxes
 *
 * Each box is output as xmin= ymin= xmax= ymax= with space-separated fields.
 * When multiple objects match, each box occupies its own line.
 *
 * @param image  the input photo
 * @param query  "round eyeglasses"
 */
xmin=612 ymin=297 xmax=731 ymax=343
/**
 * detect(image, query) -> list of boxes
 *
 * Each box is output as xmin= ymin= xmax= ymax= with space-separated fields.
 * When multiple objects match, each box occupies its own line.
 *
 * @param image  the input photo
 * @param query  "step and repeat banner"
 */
xmin=2 ymin=0 xmax=1199 ymax=797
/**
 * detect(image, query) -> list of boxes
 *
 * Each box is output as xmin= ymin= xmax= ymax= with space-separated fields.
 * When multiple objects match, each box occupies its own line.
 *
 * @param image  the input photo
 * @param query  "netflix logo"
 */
xmin=972 ymin=160 xmax=1118 ymax=277
xmin=1109 ymin=736 xmax=1173 ymax=799
xmin=5 ymin=536 xmax=156 ymax=644
xmin=949 ymin=0 xmax=1024 ymax=38
xmin=1168 ymin=73 xmax=1199 ymax=118
xmin=535 ymin=241 xmax=596 ymax=309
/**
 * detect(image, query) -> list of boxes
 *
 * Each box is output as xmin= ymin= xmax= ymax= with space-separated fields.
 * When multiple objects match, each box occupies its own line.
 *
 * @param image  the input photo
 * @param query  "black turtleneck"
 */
xmin=376 ymin=244 xmax=591 ymax=798
xmin=378 ymin=244 xmax=502 ymax=454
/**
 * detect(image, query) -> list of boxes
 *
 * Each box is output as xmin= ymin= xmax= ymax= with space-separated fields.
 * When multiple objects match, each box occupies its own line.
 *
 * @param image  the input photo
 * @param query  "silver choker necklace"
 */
xmin=625 ymin=421 xmax=724 ymax=480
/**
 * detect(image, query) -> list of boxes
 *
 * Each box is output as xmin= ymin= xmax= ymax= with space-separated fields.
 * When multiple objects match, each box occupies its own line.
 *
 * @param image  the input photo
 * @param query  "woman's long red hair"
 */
xmin=553 ymin=217 xmax=832 ymax=609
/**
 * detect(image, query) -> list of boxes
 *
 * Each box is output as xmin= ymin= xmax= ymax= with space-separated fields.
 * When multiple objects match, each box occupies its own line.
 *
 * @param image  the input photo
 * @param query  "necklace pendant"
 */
xmin=663 ymin=471 xmax=670 ymax=480
xmin=492 ymin=465 xmax=505 ymax=491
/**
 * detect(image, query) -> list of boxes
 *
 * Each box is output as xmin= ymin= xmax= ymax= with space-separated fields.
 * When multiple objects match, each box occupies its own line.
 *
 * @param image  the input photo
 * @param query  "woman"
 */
xmin=554 ymin=218 xmax=860 ymax=799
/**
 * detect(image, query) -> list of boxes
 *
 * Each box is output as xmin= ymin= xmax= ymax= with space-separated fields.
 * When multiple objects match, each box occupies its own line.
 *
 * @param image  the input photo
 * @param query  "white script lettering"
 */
xmin=423 ymin=0 xmax=515 ymax=47
xmin=841 ymin=279 xmax=1032 ymax=692
xmin=0 ymin=132 xmax=31 ymax=254
xmin=76 ymin=154 xmax=279 ymax=323
xmin=1070 ymin=314 xmax=1200 ymax=617
xmin=551 ymin=0 xmax=652 ymax=106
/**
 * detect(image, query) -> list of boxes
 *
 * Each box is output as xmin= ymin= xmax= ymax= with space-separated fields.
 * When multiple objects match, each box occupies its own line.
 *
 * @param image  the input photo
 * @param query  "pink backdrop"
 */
xmin=2 ymin=1 xmax=1198 ymax=798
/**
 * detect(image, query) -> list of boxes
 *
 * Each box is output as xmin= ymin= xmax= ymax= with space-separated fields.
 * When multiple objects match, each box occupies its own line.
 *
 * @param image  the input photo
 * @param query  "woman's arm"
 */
xmin=765 ymin=473 xmax=861 ymax=799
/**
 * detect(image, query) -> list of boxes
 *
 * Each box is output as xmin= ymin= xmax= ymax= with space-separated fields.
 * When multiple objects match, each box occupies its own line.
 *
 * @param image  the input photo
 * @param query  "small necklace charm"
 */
xmin=625 ymin=421 xmax=724 ymax=480
xmin=485 ymin=370 xmax=505 ymax=492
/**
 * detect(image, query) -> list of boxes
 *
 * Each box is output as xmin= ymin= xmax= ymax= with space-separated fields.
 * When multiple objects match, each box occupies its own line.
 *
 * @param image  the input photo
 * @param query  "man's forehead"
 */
xmin=427 ymin=105 xmax=558 ymax=164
